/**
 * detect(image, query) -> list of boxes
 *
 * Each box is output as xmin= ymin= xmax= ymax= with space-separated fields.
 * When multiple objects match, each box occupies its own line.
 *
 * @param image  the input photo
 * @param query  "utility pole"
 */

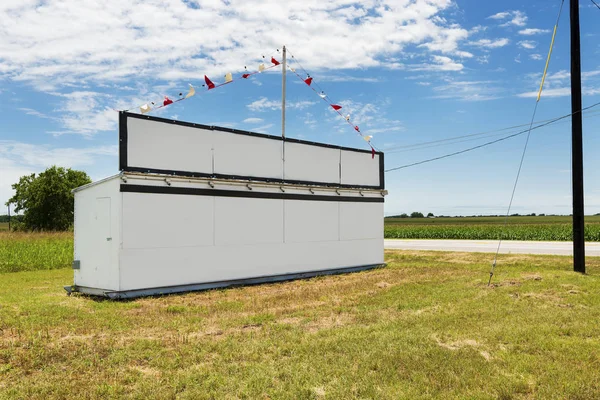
xmin=281 ymin=45 xmax=287 ymax=139
xmin=571 ymin=0 xmax=585 ymax=273
xmin=7 ymin=204 xmax=10 ymax=231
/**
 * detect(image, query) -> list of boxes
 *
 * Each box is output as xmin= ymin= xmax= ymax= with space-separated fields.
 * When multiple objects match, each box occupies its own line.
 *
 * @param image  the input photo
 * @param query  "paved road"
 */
xmin=384 ymin=239 xmax=600 ymax=256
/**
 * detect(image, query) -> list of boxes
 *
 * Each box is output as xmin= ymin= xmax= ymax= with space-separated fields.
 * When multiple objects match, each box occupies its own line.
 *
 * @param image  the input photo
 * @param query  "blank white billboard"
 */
xmin=120 ymin=112 xmax=384 ymax=189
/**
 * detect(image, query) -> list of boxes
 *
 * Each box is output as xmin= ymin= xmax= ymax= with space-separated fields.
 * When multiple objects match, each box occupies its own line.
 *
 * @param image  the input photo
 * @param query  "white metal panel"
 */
xmin=124 ymin=114 xmax=382 ymax=188
xmin=285 ymin=201 xmax=339 ymax=243
xmin=118 ymin=239 xmax=383 ymax=291
xmin=127 ymin=117 xmax=214 ymax=173
xmin=73 ymin=176 xmax=121 ymax=291
xmin=284 ymin=142 xmax=340 ymax=184
xmin=341 ymin=150 xmax=381 ymax=187
xmin=340 ymin=202 xmax=384 ymax=241
xmin=213 ymin=133 xmax=283 ymax=179
xmin=122 ymin=192 xmax=214 ymax=249
xmin=214 ymin=197 xmax=284 ymax=246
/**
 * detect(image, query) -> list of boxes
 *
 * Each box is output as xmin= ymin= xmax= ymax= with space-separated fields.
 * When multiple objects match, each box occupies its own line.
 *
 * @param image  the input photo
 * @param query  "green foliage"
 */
xmin=6 ymin=166 xmax=91 ymax=231
xmin=427 ymin=212 xmax=434 ymax=217
xmin=384 ymin=215 xmax=600 ymax=241
xmin=385 ymin=223 xmax=600 ymax=241
xmin=410 ymin=211 xmax=424 ymax=218
xmin=0 ymin=232 xmax=73 ymax=273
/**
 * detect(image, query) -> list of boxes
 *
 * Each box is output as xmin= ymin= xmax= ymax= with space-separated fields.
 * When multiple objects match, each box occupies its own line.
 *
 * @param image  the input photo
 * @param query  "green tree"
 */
xmin=410 ymin=212 xmax=424 ymax=218
xmin=427 ymin=212 xmax=434 ymax=217
xmin=6 ymin=166 xmax=91 ymax=231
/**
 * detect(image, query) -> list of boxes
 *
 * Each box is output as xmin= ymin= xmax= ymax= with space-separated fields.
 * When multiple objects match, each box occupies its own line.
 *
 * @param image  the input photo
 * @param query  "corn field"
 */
xmin=384 ymin=224 xmax=600 ymax=241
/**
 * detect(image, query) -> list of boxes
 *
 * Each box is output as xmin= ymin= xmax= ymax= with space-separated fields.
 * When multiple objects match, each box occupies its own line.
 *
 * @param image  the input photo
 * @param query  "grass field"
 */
xmin=0 ymin=231 xmax=73 ymax=273
xmin=1 ymin=250 xmax=600 ymax=399
xmin=0 ymin=223 xmax=8 ymax=231
xmin=385 ymin=215 xmax=600 ymax=241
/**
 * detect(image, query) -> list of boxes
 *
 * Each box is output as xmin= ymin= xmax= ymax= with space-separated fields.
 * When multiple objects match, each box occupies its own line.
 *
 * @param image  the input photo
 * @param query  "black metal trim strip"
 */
xmin=379 ymin=152 xmax=385 ymax=189
xmin=68 ymin=263 xmax=386 ymax=299
xmin=120 ymin=184 xmax=385 ymax=203
xmin=119 ymin=111 xmax=385 ymax=189
xmin=122 ymin=166 xmax=383 ymax=190
xmin=119 ymin=111 xmax=128 ymax=171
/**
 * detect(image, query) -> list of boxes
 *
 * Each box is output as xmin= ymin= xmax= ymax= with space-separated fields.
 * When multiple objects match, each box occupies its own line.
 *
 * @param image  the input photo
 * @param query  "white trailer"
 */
xmin=66 ymin=112 xmax=387 ymax=299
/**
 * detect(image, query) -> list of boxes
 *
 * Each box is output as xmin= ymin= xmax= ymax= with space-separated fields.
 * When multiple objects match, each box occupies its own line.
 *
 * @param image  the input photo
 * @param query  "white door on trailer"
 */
xmin=93 ymin=197 xmax=112 ymax=287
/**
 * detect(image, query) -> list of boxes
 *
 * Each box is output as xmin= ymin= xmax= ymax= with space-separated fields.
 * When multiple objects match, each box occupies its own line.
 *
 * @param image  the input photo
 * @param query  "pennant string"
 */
xmin=285 ymin=48 xmax=379 ymax=152
xmin=119 ymin=55 xmax=280 ymax=114
xmin=116 ymin=47 xmax=379 ymax=155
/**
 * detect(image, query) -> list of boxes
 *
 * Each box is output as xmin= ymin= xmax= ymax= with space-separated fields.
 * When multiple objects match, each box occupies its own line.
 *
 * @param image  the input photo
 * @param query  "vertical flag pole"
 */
xmin=281 ymin=45 xmax=287 ymax=139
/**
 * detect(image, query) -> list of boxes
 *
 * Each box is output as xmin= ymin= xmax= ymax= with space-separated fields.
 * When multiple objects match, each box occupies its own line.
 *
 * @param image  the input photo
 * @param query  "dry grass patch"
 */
xmin=2 ymin=250 xmax=600 ymax=399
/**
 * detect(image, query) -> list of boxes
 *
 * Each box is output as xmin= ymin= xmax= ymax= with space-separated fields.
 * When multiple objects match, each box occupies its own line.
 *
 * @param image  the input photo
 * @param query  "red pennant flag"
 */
xmin=163 ymin=97 xmax=173 ymax=106
xmin=271 ymin=57 xmax=280 ymax=66
xmin=304 ymin=77 xmax=313 ymax=86
xmin=331 ymin=104 xmax=342 ymax=111
xmin=354 ymin=125 xmax=360 ymax=132
xmin=242 ymin=73 xmax=250 ymax=79
xmin=204 ymin=75 xmax=215 ymax=89
xmin=371 ymin=147 xmax=375 ymax=159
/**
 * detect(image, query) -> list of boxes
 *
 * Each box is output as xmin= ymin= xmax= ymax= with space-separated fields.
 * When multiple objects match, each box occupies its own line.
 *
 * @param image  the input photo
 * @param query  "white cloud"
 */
xmin=488 ymin=11 xmax=512 ymax=20
xmin=304 ymin=112 xmax=317 ymax=128
xmin=335 ymin=100 xmax=378 ymax=127
xmin=242 ymin=117 xmax=264 ymax=124
xmin=488 ymin=10 xmax=527 ymax=27
xmin=517 ymin=68 xmax=600 ymax=98
xmin=468 ymin=38 xmax=510 ymax=48
xmin=18 ymin=108 xmax=54 ymax=120
xmin=409 ymin=55 xmax=464 ymax=72
xmin=0 ymin=141 xmax=118 ymax=206
xmin=517 ymin=87 xmax=600 ymax=98
xmin=517 ymin=88 xmax=571 ymax=98
xmin=316 ymin=74 xmax=381 ymax=83
xmin=530 ymin=54 xmax=543 ymax=61
xmin=247 ymin=97 xmax=316 ymax=112
xmin=0 ymin=0 xmax=468 ymax=86
xmin=515 ymin=54 xmax=521 ymax=63
xmin=519 ymin=28 xmax=551 ymax=36
xmin=518 ymin=40 xmax=537 ymax=50
xmin=50 ymin=91 xmax=119 ymax=136
xmin=431 ymin=79 xmax=502 ymax=101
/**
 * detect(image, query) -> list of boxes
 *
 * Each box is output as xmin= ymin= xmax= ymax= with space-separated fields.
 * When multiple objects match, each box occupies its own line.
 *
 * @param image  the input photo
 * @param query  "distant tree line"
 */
xmin=0 ymin=214 xmax=23 ymax=223
xmin=385 ymin=213 xmax=600 ymax=219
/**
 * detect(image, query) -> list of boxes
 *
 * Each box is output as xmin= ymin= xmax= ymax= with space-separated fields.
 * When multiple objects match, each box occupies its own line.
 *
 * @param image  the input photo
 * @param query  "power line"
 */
xmin=592 ymin=0 xmax=600 ymax=10
xmin=384 ymin=100 xmax=600 ymax=173
xmin=383 ymin=109 xmax=600 ymax=153
xmin=385 ymin=109 xmax=600 ymax=154
xmin=489 ymin=0 xmax=565 ymax=285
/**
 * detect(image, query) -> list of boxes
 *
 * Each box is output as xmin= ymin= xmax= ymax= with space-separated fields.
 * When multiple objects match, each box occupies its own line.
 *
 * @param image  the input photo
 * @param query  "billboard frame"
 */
xmin=119 ymin=111 xmax=385 ymax=190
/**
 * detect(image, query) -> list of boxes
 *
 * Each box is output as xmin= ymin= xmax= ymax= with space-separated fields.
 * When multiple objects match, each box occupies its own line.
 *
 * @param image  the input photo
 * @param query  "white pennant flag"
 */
xmin=363 ymin=135 xmax=372 ymax=142
xmin=185 ymin=84 xmax=195 ymax=98
xmin=258 ymin=63 xmax=265 ymax=72
xmin=140 ymin=104 xmax=152 ymax=114
xmin=224 ymin=72 xmax=233 ymax=83
xmin=345 ymin=114 xmax=351 ymax=121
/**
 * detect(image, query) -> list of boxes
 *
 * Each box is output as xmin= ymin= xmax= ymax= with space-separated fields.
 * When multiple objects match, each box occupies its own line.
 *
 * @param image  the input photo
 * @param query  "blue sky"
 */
xmin=1 ymin=0 xmax=600 ymax=216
